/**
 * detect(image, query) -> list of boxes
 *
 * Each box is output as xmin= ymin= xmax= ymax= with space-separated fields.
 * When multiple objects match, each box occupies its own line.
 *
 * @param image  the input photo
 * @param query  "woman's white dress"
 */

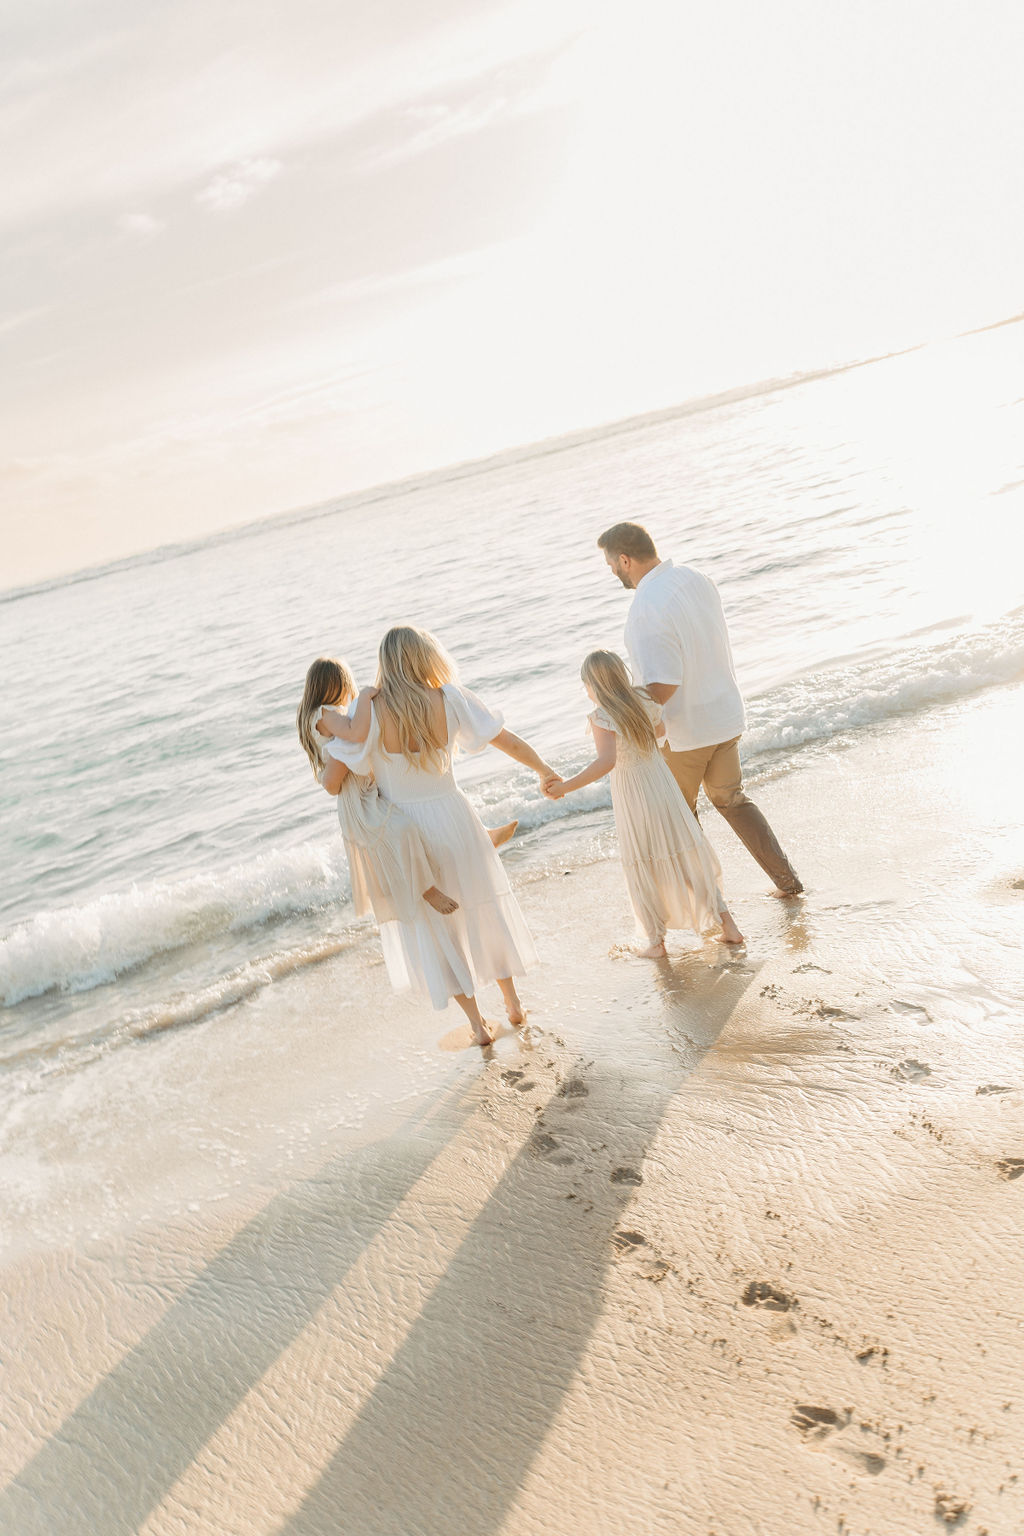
xmin=592 ymin=701 xmax=726 ymax=943
xmin=312 ymin=707 xmax=438 ymax=925
xmin=324 ymin=684 xmax=536 ymax=1009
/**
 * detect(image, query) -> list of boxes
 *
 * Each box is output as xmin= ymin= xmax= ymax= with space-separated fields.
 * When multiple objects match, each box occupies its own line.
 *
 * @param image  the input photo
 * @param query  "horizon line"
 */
xmin=4 ymin=307 xmax=1021 ymax=608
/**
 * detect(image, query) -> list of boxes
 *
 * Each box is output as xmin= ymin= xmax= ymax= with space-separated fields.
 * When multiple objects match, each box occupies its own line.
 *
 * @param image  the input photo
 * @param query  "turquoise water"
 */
xmin=1 ymin=320 xmax=1022 ymax=1077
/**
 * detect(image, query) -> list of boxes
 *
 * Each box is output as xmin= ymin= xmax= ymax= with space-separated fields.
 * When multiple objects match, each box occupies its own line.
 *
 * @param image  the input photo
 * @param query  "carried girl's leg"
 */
xmin=488 ymin=820 xmax=518 ymax=849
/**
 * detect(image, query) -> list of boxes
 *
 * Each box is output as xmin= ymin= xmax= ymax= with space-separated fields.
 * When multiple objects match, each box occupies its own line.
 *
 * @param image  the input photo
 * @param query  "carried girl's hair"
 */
xmin=375 ymin=625 xmax=457 ymax=771
xmin=297 ymin=656 xmax=357 ymax=777
xmin=580 ymin=649 xmax=658 ymax=752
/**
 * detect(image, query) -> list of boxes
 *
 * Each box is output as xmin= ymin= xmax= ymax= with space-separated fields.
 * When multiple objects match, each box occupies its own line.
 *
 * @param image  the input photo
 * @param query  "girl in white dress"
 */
xmin=545 ymin=650 xmax=744 ymax=957
xmin=319 ymin=628 xmax=557 ymax=1046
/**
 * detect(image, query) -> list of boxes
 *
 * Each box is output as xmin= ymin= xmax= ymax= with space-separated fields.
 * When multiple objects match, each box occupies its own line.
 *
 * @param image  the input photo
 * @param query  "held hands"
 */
xmin=540 ymin=773 xmax=565 ymax=801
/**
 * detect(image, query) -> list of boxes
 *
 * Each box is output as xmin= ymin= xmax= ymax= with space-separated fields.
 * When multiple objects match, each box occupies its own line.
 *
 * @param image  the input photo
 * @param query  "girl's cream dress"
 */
xmin=591 ymin=698 xmax=727 ymax=944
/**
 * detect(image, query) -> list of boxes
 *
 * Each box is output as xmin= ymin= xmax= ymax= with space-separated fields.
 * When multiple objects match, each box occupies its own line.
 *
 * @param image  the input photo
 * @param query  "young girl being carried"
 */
xmin=297 ymin=658 xmax=517 ymax=926
xmin=544 ymin=650 xmax=744 ymax=956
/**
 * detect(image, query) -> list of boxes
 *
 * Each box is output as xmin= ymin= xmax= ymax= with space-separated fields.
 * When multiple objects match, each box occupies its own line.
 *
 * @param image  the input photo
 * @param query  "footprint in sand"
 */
xmin=889 ymin=999 xmax=933 ymax=1020
xmin=610 ymin=1166 xmax=643 ymax=1186
xmin=557 ymin=1076 xmax=589 ymax=1100
xmin=612 ymin=1228 xmax=671 ymax=1282
xmin=742 ymin=1281 xmax=796 ymax=1312
xmin=996 ymin=1158 xmax=1024 ymax=1181
xmin=790 ymin=1405 xmax=886 ymax=1476
xmin=528 ymin=1128 xmax=576 ymax=1167
xmin=976 ymin=1083 xmax=1013 ymax=1096
xmin=893 ymin=1059 xmax=931 ymax=1082
xmin=800 ymin=998 xmax=857 ymax=1021
xmin=792 ymin=962 xmax=833 ymax=974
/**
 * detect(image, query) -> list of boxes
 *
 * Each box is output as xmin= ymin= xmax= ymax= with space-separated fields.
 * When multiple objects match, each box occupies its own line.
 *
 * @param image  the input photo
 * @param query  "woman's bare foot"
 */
xmin=496 ymin=977 xmax=525 ymax=1026
xmin=453 ymin=992 xmax=495 ymax=1046
xmin=719 ymin=910 xmax=745 ymax=945
xmin=423 ymin=885 xmax=459 ymax=915
xmin=636 ymin=939 xmax=667 ymax=959
xmin=488 ymin=820 xmax=518 ymax=850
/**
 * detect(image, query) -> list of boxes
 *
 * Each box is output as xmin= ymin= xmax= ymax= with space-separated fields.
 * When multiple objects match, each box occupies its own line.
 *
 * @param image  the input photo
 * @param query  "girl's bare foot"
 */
xmin=719 ymin=910 xmax=745 ymax=945
xmin=488 ymin=820 xmax=518 ymax=849
xmin=496 ymin=977 xmax=525 ymax=1026
xmin=423 ymin=885 xmax=459 ymax=915
xmin=636 ymin=939 xmax=667 ymax=959
xmin=470 ymin=1018 xmax=495 ymax=1047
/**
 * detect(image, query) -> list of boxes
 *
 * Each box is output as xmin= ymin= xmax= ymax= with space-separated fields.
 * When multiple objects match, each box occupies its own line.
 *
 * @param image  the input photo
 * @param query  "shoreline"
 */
xmin=2 ymin=681 xmax=1024 ymax=1535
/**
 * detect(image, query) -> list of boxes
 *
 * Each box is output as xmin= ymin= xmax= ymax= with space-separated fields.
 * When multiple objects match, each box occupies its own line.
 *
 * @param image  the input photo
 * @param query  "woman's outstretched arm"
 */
xmin=544 ymin=725 xmax=616 ymax=799
xmin=490 ymin=727 xmax=559 ymax=784
xmin=319 ymin=686 xmax=378 ymax=744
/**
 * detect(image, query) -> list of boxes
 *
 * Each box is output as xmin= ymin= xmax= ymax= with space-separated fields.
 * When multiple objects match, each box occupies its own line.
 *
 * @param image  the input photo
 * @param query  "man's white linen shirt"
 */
xmin=623 ymin=559 xmax=746 ymax=752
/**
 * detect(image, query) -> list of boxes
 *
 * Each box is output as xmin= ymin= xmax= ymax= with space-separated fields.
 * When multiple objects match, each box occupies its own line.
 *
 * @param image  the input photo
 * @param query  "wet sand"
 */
xmin=2 ymin=682 xmax=1023 ymax=1536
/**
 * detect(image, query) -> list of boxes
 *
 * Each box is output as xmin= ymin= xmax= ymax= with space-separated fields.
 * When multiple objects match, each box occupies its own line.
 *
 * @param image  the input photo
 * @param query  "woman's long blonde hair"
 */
xmin=375 ymin=625 xmax=457 ymax=771
xmin=296 ymin=657 xmax=356 ymax=777
xmin=581 ymin=650 xmax=658 ymax=753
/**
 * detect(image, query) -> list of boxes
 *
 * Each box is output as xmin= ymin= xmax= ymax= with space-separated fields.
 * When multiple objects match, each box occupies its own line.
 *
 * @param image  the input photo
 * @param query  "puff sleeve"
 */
xmin=442 ymin=683 xmax=504 ymax=754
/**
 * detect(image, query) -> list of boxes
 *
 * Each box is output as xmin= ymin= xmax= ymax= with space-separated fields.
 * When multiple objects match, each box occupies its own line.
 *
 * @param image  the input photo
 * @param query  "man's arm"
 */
xmin=644 ymin=682 xmax=678 ymax=705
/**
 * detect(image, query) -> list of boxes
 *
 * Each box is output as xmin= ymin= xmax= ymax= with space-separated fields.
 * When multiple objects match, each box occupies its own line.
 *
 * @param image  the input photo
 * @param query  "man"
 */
xmin=598 ymin=521 xmax=803 ymax=896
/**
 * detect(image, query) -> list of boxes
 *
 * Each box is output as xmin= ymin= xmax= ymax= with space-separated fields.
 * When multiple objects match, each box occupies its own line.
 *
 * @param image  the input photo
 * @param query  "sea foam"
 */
xmin=3 ymin=609 xmax=1021 ymax=1010
xmin=0 ymin=842 xmax=350 ymax=1007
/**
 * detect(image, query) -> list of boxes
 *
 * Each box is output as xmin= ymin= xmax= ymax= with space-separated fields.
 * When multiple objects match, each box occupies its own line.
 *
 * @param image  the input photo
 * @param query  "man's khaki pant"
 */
xmin=661 ymin=736 xmax=802 ymax=894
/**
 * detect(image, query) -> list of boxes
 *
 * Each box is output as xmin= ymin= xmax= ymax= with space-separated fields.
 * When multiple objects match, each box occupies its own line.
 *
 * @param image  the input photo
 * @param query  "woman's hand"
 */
xmin=542 ymin=776 xmax=565 ymax=800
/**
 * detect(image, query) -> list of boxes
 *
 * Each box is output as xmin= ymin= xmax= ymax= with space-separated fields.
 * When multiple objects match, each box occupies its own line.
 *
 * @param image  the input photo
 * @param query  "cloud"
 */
xmin=116 ymin=212 xmax=165 ymax=240
xmin=195 ymin=157 xmax=282 ymax=213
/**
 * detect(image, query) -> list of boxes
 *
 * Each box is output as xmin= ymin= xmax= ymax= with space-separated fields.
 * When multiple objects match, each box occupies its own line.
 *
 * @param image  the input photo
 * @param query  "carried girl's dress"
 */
xmin=311 ymin=706 xmax=439 ymax=926
xmin=324 ymin=685 xmax=536 ymax=1009
xmin=591 ymin=698 xmax=727 ymax=944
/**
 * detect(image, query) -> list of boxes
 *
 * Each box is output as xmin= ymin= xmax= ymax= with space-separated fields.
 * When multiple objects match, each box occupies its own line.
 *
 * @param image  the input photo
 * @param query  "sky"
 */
xmin=2 ymin=0 xmax=1022 ymax=589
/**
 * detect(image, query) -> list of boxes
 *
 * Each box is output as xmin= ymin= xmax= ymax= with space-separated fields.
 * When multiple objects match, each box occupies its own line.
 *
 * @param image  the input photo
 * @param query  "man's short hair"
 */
xmin=597 ymin=522 xmax=657 ymax=561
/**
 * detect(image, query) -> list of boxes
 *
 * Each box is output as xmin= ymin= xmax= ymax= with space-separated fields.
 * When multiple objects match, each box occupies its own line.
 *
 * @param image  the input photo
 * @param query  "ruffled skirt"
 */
xmin=375 ymin=786 xmax=536 ymax=1009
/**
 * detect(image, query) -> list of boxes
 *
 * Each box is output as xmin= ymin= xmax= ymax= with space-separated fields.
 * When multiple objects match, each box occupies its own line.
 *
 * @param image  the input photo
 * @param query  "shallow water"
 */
xmin=1 ymin=319 xmax=1022 ymax=1085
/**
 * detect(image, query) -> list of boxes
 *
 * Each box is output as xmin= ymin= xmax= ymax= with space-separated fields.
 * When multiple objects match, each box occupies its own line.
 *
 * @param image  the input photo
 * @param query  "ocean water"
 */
xmin=2 ymin=320 xmax=1022 ymax=1097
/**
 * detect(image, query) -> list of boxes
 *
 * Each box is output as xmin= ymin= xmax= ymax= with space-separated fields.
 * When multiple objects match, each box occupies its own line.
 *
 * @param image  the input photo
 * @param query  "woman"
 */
xmin=318 ymin=626 xmax=556 ymax=1045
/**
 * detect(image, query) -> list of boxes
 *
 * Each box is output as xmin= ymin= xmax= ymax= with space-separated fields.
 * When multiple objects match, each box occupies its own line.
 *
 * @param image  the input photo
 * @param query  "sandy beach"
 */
xmin=2 ymin=679 xmax=1023 ymax=1536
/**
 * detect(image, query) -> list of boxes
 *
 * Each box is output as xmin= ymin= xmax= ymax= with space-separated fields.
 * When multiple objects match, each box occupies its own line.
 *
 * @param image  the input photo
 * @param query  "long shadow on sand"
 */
xmin=0 ymin=1087 xmax=481 ymax=1536
xmin=0 ymin=956 xmax=758 ymax=1536
xmin=280 ymin=956 xmax=760 ymax=1536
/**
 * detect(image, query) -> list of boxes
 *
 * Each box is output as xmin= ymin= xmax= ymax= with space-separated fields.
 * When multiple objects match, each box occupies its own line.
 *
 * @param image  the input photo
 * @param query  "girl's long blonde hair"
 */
xmin=296 ymin=656 xmax=356 ymax=777
xmin=375 ymin=625 xmax=457 ymax=771
xmin=581 ymin=650 xmax=658 ymax=753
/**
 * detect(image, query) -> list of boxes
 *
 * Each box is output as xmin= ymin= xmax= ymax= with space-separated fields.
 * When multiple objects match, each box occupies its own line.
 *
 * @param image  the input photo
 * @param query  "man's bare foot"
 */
xmin=636 ymin=939 xmax=667 ymax=959
xmin=470 ymin=1018 xmax=495 ymax=1047
xmin=773 ymin=879 xmax=804 ymax=897
xmin=488 ymin=820 xmax=518 ymax=850
xmin=719 ymin=911 xmax=745 ymax=945
xmin=423 ymin=885 xmax=459 ymax=915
